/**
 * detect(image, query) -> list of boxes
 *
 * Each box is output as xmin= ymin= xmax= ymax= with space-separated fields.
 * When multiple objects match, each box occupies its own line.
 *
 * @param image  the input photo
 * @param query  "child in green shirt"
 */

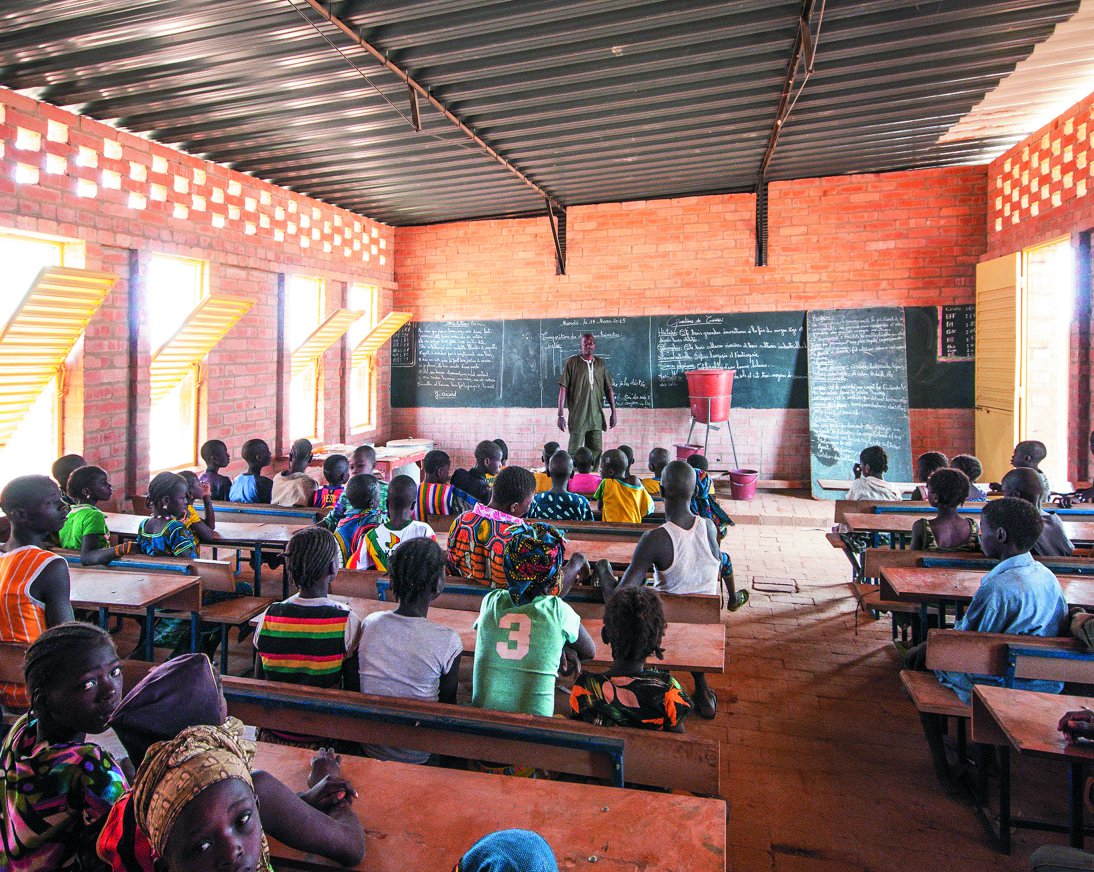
xmin=471 ymin=522 xmax=594 ymax=718
xmin=57 ymin=465 xmax=131 ymax=566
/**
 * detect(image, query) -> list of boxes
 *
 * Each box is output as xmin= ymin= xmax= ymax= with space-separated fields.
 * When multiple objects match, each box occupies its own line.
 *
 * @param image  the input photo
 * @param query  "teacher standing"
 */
xmin=557 ymin=332 xmax=617 ymax=465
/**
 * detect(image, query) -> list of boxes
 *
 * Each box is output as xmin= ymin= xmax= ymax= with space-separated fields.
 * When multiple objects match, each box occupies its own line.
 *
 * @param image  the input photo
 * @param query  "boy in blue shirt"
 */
xmin=528 ymin=450 xmax=594 ymax=522
xmin=906 ymin=497 xmax=1068 ymax=784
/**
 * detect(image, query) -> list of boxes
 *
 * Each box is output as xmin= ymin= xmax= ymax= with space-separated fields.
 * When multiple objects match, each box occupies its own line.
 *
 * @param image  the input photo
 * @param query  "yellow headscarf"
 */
xmin=130 ymin=719 xmax=271 ymax=866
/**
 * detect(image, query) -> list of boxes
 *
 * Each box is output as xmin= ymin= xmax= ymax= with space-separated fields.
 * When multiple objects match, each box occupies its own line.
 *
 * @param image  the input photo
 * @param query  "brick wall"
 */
xmin=393 ymin=167 xmax=986 ymax=477
xmin=985 ymin=90 xmax=1094 ymax=482
xmin=0 ymin=88 xmax=394 ymax=492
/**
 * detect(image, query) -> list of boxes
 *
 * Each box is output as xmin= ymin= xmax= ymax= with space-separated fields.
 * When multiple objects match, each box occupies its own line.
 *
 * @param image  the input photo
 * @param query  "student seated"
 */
xmin=455 ymin=830 xmax=559 ymax=872
xmin=447 ymin=466 xmax=536 ymax=587
xmin=136 ymin=472 xmax=199 ymax=560
xmin=618 ymin=444 xmax=635 ymax=478
xmin=254 ymin=527 xmax=363 ymax=746
xmin=643 ymin=447 xmax=670 ymax=497
xmin=2 ymin=623 xmax=128 ymax=870
xmin=272 ymin=437 xmax=318 ymax=507
xmin=452 ymin=440 xmax=502 ymax=505
xmin=320 ymin=445 xmax=388 ymax=531
xmin=348 ymin=475 xmax=435 ymax=571
xmin=357 ymin=537 xmax=462 ymax=764
xmin=594 ymin=449 xmax=653 ymax=524
xmin=331 ymin=474 xmax=386 ymax=563
xmin=313 ymin=453 xmax=349 ymax=510
xmin=991 ymin=439 xmax=1051 ymax=501
xmin=905 ymin=498 xmax=1068 ymax=783
xmin=59 ymin=465 xmax=133 ymax=566
xmin=568 ymin=446 xmax=602 ymax=496
xmin=229 ymin=438 xmax=273 ymax=504
xmin=413 ymin=449 xmax=476 ymax=520
xmin=845 ymin=445 xmax=902 ymax=501
xmin=527 ymin=450 xmax=594 ymax=522
xmin=532 ymin=441 xmax=560 ymax=493
xmin=910 ymin=451 xmax=948 ymax=501
xmin=601 ymin=460 xmax=744 ymax=719
xmin=570 ymin=586 xmax=693 ymax=732
xmin=51 ymin=454 xmax=87 ymax=507
xmin=686 ymin=454 xmax=733 ymax=535
xmin=951 ymin=453 xmax=987 ymax=501
xmin=910 ymin=468 xmax=980 ymax=552
xmin=101 ymin=654 xmax=365 ymax=870
xmin=1002 ymin=467 xmax=1074 ymax=557
xmin=198 ymin=439 xmax=232 ymax=502
xmin=0 ymin=475 xmax=75 ymax=710
xmin=490 ymin=438 xmax=509 ymax=480
xmin=179 ymin=469 xmax=221 ymax=544
xmin=472 ymin=523 xmax=595 ymax=717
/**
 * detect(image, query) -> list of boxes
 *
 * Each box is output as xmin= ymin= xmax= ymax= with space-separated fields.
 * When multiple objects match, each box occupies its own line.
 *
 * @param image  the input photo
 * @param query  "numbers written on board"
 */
xmin=496 ymin=613 xmax=532 ymax=660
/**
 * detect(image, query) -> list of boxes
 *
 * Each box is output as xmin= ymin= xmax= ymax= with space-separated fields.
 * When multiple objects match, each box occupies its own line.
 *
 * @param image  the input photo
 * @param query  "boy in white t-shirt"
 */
xmin=348 ymin=475 xmax=435 ymax=571
xmin=357 ymin=537 xmax=462 ymax=764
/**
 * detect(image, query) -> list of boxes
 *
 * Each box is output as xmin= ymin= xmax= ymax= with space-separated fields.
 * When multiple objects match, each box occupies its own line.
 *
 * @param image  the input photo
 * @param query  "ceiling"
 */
xmin=0 ymin=0 xmax=1083 ymax=225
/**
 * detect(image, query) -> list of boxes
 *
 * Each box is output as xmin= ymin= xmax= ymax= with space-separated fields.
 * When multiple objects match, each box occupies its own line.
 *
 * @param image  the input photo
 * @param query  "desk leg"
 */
xmin=144 ymin=606 xmax=155 ymax=662
xmin=1071 ymin=762 xmax=1085 ymax=848
xmin=916 ymin=604 xmax=929 ymax=646
xmin=190 ymin=612 xmax=200 ymax=654
xmin=253 ymin=546 xmax=262 ymax=596
xmin=97 ymin=607 xmax=108 ymax=630
xmin=220 ymin=625 xmax=230 ymax=676
xmin=282 ymin=560 xmax=289 ymax=600
xmin=999 ymin=746 xmax=1012 ymax=854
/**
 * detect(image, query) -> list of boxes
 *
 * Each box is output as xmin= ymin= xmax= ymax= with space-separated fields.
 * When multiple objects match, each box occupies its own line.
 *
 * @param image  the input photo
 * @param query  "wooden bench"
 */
xmin=220 ymin=676 xmax=721 ymax=794
xmin=335 ymin=569 xmax=722 ymax=624
xmin=899 ymin=629 xmax=1094 ymax=783
xmin=428 ymin=513 xmax=652 ymax=540
xmin=129 ymin=496 xmax=322 ymax=525
xmin=55 ymin=549 xmax=273 ymax=671
xmin=0 ymin=644 xmax=719 ymax=796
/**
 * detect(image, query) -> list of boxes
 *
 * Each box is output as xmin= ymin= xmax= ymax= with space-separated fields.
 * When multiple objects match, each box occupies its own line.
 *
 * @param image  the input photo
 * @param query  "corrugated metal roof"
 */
xmin=0 ymin=0 xmax=1083 ymax=225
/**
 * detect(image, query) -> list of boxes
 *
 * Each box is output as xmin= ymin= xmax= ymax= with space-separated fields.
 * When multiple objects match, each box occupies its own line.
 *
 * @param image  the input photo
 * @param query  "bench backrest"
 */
xmin=55 ymin=550 xmax=237 ymax=593
xmin=129 ymin=496 xmax=320 ymax=524
xmin=863 ymin=548 xmax=1094 ymax=582
xmin=924 ymin=629 xmax=1094 ymax=684
xmin=337 ymin=570 xmax=721 ymax=624
xmin=220 ymin=676 xmax=719 ymax=794
xmin=427 ymin=514 xmax=652 ymax=540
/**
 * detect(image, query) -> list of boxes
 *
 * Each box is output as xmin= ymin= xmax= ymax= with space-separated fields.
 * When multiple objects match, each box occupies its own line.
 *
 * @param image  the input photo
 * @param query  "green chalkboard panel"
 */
xmin=904 ymin=306 xmax=975 ymax=408
xmin=537 ymin=317 xmax=652 ymax=409
xmin=807 ymin=307 xmax=914 ymax=498
xmin=390 ymin=320 xmax=504 ymax=408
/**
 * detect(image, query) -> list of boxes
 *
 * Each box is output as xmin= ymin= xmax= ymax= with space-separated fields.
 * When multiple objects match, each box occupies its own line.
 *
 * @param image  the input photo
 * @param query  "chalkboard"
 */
xmin=904 ymin=306 xmax=975 ymax=408
xmin=807 ymin=307 xmax=914 ymax=498
xmin=390 ymin=306 xmax=973 ymax=411
xmin=940 ymin=304 xmax=975 ymax=360
xmin=538 ymin=317 xmax=652 ymax=408
xmin=652 ymin=311 xmax=808 ymax=409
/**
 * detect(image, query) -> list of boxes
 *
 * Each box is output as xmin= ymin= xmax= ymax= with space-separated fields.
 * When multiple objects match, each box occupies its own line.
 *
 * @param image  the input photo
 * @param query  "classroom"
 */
xmin=1 ymin=2 xmax=1094 ymax=871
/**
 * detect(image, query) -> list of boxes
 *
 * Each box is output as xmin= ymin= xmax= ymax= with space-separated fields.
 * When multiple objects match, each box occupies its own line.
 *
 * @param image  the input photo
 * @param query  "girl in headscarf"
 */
xmin=129 ymin=724 xmax=270 ymax=872
xmin=470 ymin=522 xmax=595 ymax=719
xmin=0 ymin=622 xmax=128 ymax=871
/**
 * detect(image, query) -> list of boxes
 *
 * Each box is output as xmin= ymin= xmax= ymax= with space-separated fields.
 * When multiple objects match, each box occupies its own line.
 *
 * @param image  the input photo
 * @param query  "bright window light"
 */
xmin=146 ymin=254 xmax=206 ymax=353
xmin=286 ymin=275 xmax=324 ymax=440
xmin=347 ymin=284 xmax=377 ymax=431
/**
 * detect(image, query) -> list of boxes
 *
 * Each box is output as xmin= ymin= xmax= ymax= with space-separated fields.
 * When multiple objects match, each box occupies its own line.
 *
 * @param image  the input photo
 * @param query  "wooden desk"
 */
xmin=972 ymin=686 xmax=1094 ymax=852
xmin=69 ymin=568 xmax=201 ymax=660
xmin=254 ymin=741 xmax=727 ymax=872
xmin=846 ymin=512 xmax=1094 ymax=546
xmin=260 ymin=596 xmax=725 ymax=673
xmin=104 ymin=512 xmax=295 ymax=596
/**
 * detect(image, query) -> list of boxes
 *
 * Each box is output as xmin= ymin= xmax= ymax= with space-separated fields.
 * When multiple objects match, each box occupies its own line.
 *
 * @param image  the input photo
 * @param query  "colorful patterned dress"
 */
xmin=569 ymin=669 xmax=693 ymax=730
xmin=446 ymin=504 xmax=522 ymax=587
xmin=1 ymin=713 xmax=129 ymax=871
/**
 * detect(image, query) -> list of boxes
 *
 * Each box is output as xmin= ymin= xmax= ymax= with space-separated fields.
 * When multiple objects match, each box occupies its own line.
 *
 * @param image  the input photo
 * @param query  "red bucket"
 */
xmin=729 ymin=468 xmax=759 ymax=501
xmin=674 ymin=443 xmax=702 ymax=461
xmin=685 ymin=369 xmax=735 ymax=423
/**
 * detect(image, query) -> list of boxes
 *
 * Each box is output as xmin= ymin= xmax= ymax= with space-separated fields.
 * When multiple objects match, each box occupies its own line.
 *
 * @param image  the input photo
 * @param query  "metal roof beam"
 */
xmin=293 ymin=0 xmax=563 ymax=213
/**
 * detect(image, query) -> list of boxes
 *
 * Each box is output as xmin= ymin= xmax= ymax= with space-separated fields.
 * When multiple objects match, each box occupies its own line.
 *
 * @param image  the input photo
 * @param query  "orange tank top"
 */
xmin=0 ymin=546 xmax=61 ymax=708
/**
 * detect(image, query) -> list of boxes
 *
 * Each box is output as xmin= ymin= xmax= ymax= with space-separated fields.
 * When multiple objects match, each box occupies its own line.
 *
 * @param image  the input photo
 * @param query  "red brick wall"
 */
xmin=0 ymin=88 xmax=394 ymax=493
xmin=393 ymin=167 xmax=986 ymax=477
xmin=985 ymin=90 xmax=1094 ymax=482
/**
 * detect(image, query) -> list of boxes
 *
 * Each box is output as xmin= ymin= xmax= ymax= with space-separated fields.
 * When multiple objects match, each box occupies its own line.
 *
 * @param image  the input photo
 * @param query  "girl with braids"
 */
xmin=134 ymin=473 xmax=197 ymax=560
xmin=1 ymin=622 xmax=128 ymax=870
xmin=569 ymin=587 xmax=692 ymax=732
xmin=253 ymin=527 xmax=362 ymax=747
xmin=357 ymin=537 xmax=461 ymax=764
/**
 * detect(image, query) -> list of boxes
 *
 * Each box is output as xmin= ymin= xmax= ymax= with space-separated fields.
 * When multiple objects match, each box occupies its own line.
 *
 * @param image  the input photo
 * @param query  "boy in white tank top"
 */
xmin=599 ymin=461 xmax=748 ymax=719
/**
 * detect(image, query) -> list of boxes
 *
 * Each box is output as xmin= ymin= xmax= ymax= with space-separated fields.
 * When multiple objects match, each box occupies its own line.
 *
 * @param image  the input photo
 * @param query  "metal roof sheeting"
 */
xmin=0 ymin=1 xmax=1082 ymax=225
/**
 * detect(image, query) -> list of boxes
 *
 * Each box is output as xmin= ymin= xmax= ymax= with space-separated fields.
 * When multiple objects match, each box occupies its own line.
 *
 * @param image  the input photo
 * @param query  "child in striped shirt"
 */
xmin=413 ymin=449 xmax=477 ymax=521
xmin=255 ymin=526 xmax=363 ymax=746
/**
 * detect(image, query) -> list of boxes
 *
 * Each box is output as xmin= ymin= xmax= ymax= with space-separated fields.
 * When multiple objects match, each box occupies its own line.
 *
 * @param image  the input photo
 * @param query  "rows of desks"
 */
xmin=844 ymin=511 xmax=1094 ymax=548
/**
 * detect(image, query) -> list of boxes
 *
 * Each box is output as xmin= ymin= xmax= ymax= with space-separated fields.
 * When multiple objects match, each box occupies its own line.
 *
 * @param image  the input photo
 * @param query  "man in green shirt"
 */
xmin=556 ymin=333 xmax=617 ymax=466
